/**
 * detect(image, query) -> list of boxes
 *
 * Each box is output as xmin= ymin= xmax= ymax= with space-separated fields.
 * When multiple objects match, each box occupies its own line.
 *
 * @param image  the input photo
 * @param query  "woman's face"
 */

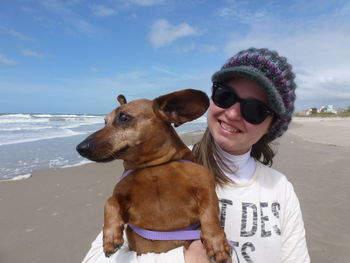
xmin=207 ymin=77 xmax=273 ymax=155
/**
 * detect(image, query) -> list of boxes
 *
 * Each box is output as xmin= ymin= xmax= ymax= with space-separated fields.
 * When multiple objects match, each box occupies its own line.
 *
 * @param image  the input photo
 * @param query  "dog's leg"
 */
xmin=103 ymin=196 xmax=125 ymax=257
xmin=195 ymin=187 xmax=231 ymax=263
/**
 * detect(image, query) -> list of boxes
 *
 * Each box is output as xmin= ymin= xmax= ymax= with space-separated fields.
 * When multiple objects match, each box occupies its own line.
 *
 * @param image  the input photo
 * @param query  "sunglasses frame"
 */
xmin=211 ymin=83 xmax=275 ymax=125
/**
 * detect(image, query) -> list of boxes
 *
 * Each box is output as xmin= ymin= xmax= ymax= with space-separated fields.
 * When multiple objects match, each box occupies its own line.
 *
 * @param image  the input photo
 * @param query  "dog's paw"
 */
xmin=103 ymin=226 xmax=124 ymax=257
xmin=202 ymin=233 xmax=231 ymax=263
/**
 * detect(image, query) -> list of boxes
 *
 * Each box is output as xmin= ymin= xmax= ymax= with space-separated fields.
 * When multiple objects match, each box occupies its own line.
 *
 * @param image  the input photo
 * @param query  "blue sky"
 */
xmin=1 ymin=0 xmax=350 ymax=114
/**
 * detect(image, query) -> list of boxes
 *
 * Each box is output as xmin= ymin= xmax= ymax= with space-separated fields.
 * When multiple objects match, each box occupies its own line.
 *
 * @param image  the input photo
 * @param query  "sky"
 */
xmin=1 ymin=0 xmax=350 ymax=114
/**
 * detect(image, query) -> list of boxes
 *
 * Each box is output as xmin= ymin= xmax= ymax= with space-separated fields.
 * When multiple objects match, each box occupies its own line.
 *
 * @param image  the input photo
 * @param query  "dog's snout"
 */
xmin=76 ymin=132 xmax=116 ymax=162
xmin=76 ymin=140 xmax=92 ymax=156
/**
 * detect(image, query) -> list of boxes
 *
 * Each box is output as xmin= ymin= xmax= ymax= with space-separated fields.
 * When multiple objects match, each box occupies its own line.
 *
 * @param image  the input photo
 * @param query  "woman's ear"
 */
xmin=153 ymin=89 xmax=209 ymax=127
xmin=264 ymin=115 xmax=275 ymax=134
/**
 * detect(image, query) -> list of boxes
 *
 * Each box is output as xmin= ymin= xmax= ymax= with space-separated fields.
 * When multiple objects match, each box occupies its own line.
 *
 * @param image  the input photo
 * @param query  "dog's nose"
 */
xmin=76 ymin=140 xmax=91 ymax=155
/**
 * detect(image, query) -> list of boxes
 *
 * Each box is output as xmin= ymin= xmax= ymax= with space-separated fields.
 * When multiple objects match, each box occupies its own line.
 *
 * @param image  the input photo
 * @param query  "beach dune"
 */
xmin=0 ymin=118 xmax=349 ymax=263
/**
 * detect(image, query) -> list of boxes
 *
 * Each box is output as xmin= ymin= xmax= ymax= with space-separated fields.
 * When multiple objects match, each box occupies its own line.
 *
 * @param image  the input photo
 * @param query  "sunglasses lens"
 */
xmin=242 ymin=101 xmax=270 ymax=124
xmin=212 ymin=84 xmax=273 ymax=125
xmin=212 ymin=86 xmax=237 ymax=109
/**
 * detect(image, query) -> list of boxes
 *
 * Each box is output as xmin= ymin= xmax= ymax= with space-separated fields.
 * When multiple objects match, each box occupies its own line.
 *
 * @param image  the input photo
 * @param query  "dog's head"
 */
xmin=76 ymin=89 xmax=209 ymax=164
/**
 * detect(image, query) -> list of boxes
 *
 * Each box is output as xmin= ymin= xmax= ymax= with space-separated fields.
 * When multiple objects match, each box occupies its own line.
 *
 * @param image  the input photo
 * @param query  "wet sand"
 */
xmin=0 ymin=118 xmax=349 ymax=263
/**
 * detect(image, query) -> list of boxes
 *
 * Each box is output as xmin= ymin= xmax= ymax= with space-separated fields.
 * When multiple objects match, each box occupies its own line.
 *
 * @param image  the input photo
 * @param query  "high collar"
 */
xmin=216 ymin=143 xmax=257 ymax=184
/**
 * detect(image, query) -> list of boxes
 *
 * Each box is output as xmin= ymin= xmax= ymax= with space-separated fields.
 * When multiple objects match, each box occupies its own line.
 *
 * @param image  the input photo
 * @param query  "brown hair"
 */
xmin=192 ymin=128 xmax=275 ymax=186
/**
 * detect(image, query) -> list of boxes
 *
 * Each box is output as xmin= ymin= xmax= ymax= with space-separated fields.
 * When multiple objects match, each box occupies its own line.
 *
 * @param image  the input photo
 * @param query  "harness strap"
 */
xmin=119 ymin=168 xmax=135 ymax=182
xmin=128 ymin=222 xmax=201 ymax=241
xmin=130 ymin=223 xmax=240 ymax=262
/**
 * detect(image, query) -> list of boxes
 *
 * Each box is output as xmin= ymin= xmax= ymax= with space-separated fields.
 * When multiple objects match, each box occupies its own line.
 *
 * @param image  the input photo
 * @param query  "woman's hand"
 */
xmin=184 ymin=240 xmax=233 ymax=263
xmin=184 ymin=240 xmax=209 ymax=263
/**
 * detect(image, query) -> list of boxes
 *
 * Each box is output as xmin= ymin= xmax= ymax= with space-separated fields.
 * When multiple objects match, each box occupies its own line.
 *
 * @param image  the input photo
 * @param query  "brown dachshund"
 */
xmin=76 ymin=89 xmax=230 ymax=262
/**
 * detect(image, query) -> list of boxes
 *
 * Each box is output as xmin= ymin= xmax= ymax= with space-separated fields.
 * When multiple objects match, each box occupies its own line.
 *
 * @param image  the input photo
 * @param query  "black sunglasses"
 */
xmin=211 ymin=83 xmax=274 ymax=125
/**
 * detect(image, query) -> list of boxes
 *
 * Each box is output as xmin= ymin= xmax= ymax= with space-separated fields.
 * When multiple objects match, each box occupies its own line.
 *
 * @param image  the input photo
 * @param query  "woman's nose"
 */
xmin=224 ymin=102 xmax=243 ymax=121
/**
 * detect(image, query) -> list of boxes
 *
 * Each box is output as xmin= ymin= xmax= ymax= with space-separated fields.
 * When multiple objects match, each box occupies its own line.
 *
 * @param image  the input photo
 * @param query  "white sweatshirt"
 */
xmin=216 ymin=162 xmax=310 ymax=262
xmin=82 ymin=155 xmax=310 ymax=263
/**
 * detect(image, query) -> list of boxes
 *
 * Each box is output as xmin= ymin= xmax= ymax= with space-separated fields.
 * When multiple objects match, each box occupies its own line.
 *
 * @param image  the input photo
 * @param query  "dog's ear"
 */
xmin=117 ymin=95 xmax=127 ymax=105
xmin=154 ymin=89 xmax=209 ymax=127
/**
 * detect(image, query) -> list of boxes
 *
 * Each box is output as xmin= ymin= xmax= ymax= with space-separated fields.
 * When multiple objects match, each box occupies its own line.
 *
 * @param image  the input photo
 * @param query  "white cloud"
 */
xmin=0 ymin=25 xmax=33 ymax=41
xmin=0 ymin=54 xmax=16 ymax=65
xmin=91 ymin=5 xmax=117 ymax=17
xmin=148 ymin=19 xmax=200 ymax=48
xmin=217 ymin=3 xmax=268 ymax=25
xmin=21 ymin=49 xmax=44 ymax=59
xmin=224 ymin=29 xmax=350 ymax=109
xmin=89 ymin=66 xmax=100 ymax=72
xmin=37 ymin=0 xmax=97 ymax=37
xmin=126 ymin=0 xmax=164 ymax=6
xmin=219 ymin=2 xmax=350 ymax=111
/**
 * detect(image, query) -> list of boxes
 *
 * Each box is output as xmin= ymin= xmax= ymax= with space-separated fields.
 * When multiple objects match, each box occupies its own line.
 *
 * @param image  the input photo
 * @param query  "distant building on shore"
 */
xmin=336 ymin=107 xmax=346 ymax=113
xmin=296 ymin=105 xmax=350 ymax=116
xmin=318 ymin=105 xmax=337 ymax=114
xmin=301 ymin=108 xmax=318 ymax=116
xmin=298 ymin=105 xmax=337 ymax=116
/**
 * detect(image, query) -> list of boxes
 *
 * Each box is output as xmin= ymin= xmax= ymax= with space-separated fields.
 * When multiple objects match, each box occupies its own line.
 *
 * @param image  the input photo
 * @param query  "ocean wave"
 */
xmin=191 ymin=116 xmax=207 ymax=123
xmin=10 ymin=174 xmax=32 ymax=181
xmin=0 ymin=126 xmax=54 ymax=131
xmin=0 ymin=113 xmax=103 ymax=123
xmin=0 ymin=129 xmax=86 ymax=146
xmin=48 ymin=116 xmax=103 ymax=124
xmin=31 ymin=114 xmax=101 ymax=118
xmin=32 ymin=114 xmax=80 ymax=118
xmin=62 ymin=121 xmax=103 ymax=129
xmin=0 ymin=113 xmax=32 ymax=118
xmin=0 ymin=113 xmax=104 ymax=146
xmin=0 ymin=118 xmax=48 ymax=124
xmin=61 ymin=159 xmax=93 ymax=168
xmin=0 ymin=174 xmax=32 ymax=182
xmin=32 ymin=114 xmax=54 ymax=118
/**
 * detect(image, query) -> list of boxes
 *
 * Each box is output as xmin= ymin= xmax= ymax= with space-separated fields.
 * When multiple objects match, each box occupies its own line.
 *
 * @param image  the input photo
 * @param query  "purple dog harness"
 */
xmin=128 ymin=222 xmax=201 ymax=241
xmin=119 ymin=159 xmax=240 ymax=262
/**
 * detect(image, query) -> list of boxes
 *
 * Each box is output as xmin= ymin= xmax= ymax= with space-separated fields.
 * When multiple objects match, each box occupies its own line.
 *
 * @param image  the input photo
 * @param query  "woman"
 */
xmin=83 ymin=48 xmax=310 ymax=263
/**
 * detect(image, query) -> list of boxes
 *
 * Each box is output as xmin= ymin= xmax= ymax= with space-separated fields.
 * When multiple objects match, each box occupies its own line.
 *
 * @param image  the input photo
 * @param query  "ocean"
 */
xmin=0 ymin=113 xmax=207 ymax=181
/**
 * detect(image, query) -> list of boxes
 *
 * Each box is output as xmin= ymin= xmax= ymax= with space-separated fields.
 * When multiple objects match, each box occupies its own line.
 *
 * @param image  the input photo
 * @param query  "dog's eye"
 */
xmin=117 ymin=112 xmax=132 ymax=125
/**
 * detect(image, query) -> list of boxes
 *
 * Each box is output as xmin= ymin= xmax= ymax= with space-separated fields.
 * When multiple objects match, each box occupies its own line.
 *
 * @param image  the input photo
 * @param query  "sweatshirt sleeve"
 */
xmin=82 ymin=231 xmax=185 ymax=263
xmin=281 ymin=183 xmax=310 ymax=263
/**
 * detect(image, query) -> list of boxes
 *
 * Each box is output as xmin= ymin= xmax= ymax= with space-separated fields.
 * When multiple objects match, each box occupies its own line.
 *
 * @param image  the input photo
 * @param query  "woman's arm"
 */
xmin=281 ymin=183 xmax=310 ymax=263
xmin=184 ymin=240 xmax=210 ymax=263
xmin=184 ymin=240 xmax=233 ymax=263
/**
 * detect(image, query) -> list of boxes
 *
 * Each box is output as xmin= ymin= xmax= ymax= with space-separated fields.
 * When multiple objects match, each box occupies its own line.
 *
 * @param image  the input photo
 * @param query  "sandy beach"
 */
xmin=1 ymin=117 xmax=349 ymax=263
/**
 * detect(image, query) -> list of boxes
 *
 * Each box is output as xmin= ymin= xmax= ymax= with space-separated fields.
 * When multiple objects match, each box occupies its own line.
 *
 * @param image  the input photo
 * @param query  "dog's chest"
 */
xmin=131 ymin=172 xmax=194 ymax=206
xmin=120 ymin=170 xmax=199 ymax=226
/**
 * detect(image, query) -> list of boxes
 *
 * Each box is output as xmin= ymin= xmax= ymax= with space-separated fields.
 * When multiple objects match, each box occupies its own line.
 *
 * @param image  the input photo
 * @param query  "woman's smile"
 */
xmin=218 ymin=120 xmax=242 ymax=134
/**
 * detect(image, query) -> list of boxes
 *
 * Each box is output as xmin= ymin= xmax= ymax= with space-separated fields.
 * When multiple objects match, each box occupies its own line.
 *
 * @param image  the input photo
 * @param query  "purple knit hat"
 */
xmin=211 ymin=48 xmax=296 ymax=142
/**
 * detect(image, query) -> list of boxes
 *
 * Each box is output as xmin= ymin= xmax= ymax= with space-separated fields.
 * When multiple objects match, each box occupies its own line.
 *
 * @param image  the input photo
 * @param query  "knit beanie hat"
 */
xmin=211 ymin=48 xmax=296 ymax=142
